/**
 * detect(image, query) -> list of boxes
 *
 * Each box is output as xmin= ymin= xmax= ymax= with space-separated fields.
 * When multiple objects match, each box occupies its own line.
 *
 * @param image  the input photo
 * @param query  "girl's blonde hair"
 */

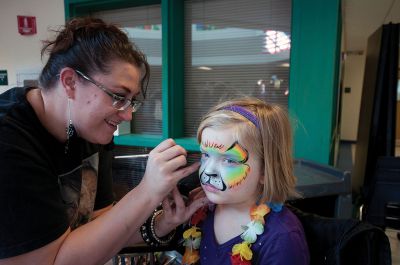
xmin=197 ymin=97 xmax=297 ymax=203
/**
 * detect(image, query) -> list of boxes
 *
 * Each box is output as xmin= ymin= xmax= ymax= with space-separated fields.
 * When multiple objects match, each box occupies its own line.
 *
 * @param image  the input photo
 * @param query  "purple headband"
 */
xmin=222 ymin=105 xmax=260 ymax=129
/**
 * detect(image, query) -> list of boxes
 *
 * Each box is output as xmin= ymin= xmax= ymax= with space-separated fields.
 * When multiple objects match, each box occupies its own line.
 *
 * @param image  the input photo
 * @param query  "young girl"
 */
xmin=182 ymin=98 xmax=310 ymax=265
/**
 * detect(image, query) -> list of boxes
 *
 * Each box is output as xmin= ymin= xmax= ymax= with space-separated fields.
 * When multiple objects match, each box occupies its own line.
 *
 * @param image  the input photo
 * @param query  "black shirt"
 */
xmin=0 ymin=87 xmax=114 ymax=259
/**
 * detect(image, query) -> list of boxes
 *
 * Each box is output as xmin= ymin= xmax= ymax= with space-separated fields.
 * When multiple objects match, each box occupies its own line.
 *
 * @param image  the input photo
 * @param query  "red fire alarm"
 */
xmin=17 ymin=16 xmax=37 ymax=35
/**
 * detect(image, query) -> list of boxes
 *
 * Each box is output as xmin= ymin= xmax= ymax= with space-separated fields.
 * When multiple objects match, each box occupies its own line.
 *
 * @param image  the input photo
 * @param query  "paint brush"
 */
xmin=114 ymin=154 xmax=150 ymax=159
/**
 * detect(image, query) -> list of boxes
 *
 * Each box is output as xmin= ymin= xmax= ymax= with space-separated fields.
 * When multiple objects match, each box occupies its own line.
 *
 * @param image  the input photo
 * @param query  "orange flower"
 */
xmin=250 ymin=204 xmax=270 ymax=224
xmin=182 ymin=247 xmax=200 ymax=265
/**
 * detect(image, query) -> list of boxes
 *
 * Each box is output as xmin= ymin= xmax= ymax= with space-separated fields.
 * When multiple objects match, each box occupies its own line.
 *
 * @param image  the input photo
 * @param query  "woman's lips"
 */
xmin=105 ymin=119 xmax=119 ymax=129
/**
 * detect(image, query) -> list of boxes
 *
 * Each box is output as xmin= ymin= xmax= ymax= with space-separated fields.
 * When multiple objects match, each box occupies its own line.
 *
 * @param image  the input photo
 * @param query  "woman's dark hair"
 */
xmin=39 ymin=17 xmax=150 ymax=97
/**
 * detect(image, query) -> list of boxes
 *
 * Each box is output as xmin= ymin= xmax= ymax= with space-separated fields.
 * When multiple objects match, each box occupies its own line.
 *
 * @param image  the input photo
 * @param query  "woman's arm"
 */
xmin=0 ymin=139 xmax=199 ymax=265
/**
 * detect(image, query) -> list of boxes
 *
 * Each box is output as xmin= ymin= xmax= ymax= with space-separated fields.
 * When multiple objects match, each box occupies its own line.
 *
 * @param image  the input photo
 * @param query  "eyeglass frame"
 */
xmin=74 ymin=69 xmax=143 ymax=112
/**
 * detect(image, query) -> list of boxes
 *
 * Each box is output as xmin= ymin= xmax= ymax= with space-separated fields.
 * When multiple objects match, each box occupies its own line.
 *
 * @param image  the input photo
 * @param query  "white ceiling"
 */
xmin=343 ymin=0 xmax=400 ymax=52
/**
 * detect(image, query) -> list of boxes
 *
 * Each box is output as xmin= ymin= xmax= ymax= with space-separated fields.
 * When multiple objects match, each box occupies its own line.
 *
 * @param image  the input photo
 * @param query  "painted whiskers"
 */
xmin=182 ymin=204 xmax=273 ymax=265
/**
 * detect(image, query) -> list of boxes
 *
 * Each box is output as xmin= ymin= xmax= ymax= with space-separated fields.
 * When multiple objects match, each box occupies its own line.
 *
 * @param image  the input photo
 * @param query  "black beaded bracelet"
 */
xmin=140 ymin=220 xmax=159 ymax=247
xmin=140 ymin=209 xmax=176 ymax=247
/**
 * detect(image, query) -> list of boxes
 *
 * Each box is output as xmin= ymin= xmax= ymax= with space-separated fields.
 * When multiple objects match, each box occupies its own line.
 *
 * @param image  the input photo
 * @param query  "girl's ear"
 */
xmin=59 ymin=68 xmax=77 ymax=99
xmin=259 ymin=175 xmax=265 ymax=184
xmin=259 ymin=163 xmax=265 ymax=184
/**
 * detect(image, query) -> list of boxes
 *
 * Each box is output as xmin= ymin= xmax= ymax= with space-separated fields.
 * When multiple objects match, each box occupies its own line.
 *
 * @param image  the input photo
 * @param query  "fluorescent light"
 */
xmin=198 ymin=66 xmax=213 ymax=71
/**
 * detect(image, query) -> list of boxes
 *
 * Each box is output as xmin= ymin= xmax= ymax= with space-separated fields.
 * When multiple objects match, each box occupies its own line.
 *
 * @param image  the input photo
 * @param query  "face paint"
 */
xmin=203 ymin=140 xmax=225 ymax=150
xmin=199 ymin=141 xmax=250 ymax=191
xmin=221 ymin=142 xmax=250 ymax=188
xmin=199 ymin=142 xmax=227 ymax=191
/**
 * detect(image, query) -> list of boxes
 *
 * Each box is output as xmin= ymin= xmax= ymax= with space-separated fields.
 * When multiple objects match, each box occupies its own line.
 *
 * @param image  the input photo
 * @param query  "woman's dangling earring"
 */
xmin=65 ymin=98 xmax=75 ymax=154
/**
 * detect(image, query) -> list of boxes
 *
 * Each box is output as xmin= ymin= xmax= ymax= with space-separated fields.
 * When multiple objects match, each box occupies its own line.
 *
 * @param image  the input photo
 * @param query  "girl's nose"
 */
xmin=204 ymin=158 xmax=219 ymax=174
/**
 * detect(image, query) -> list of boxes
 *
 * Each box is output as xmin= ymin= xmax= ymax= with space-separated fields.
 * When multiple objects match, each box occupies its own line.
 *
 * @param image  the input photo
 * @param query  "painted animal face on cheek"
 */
xmin=199 ymin=140 xmax=250 ymax=191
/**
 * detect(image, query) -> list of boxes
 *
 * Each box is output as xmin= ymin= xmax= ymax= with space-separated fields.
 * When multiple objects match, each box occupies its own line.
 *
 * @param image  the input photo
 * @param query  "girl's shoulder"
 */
xmin=265 ymin=206 xmax=305 ymax=235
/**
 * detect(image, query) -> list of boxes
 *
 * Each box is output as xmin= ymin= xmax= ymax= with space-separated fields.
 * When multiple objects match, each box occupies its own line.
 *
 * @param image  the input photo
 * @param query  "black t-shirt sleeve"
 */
xmin=0 ymin=140 xmax=69 ymax=259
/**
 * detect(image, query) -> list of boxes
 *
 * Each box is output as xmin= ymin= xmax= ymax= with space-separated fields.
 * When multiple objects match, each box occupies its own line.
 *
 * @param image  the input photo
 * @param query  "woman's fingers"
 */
xmin=141 ymin=139 xmax=198 ymax=199
xmin=173 ymin=162 xmax=200 ymax=181
xmin=158 ymin=144 xmax=187 ymax=162
xmin=151 ymin=138 xmax=177 ymax=153
xmin=162 ymin=196 xmax=172 ymax=213
xmin=162 ymin=187 xmax=186 ymax=218
xmin=160 ymin=154 xmax=188 ymax=174
xmin=160 ymin=186 xmax=209 ymax=227
xmin=150 ymin=139 xmax=187 ymax=162
xmin=171 ymin=187 xmax=185 ymax=213
xmin=189 ymin=186 xmax=206 ymax=201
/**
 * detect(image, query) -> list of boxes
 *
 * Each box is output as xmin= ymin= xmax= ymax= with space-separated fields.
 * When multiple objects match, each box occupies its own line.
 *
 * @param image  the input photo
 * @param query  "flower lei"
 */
xmin=182 ymin=203 xmax=282 ymax=265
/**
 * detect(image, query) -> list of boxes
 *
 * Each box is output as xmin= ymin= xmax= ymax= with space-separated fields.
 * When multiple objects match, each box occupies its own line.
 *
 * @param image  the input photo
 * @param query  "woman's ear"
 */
xmin=59 ymin=68 xmax=77 ymax=99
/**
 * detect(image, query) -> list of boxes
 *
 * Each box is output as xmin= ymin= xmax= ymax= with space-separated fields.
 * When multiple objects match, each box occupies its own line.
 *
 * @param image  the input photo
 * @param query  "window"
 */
xmin=183 ymin=0 xmax=292 ymax=136
xmin=95 ymin=5 xmax=162 ymax=135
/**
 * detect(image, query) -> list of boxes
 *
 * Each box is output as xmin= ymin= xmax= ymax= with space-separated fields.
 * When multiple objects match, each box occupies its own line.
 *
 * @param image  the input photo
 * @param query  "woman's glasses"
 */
xmin=75 ymin=69 xmax=142 ymax=112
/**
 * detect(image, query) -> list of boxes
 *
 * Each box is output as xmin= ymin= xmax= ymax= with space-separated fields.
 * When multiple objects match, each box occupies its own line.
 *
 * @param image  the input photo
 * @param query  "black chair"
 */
xmin=363 ymin=156 xmax=400 ymax=230
xmin=288 ymin=205 xmax=391 ymax=265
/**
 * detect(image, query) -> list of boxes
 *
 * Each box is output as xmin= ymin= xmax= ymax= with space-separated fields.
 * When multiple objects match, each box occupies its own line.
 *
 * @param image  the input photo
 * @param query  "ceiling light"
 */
xmin=198 ymin=66 xmax=213 ymax=71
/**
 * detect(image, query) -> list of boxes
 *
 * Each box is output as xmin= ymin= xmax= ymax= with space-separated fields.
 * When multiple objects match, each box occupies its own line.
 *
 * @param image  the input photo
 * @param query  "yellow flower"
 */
xmin=183 ymin=226 xmax=201 ymax=239
xmin=250 ymin=204 xmax=270 ymax=224
xmin=232 ymin=242 xmax=253 ymax=261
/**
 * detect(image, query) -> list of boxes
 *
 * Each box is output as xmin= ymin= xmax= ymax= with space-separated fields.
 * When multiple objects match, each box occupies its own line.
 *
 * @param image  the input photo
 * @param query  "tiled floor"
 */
xmin=387 ymin=228 xmax=400 ymax=264
xmin=393 ymin=143 xmax=400 ymax=265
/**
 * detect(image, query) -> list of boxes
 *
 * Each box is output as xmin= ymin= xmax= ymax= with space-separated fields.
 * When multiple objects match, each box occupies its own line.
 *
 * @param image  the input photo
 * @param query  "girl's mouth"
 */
xmin=203 ymin=184 xmax=220 ymax=193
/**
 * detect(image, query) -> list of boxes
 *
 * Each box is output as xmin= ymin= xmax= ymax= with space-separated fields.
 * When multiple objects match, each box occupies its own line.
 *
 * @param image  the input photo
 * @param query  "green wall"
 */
xmin=289 ymin=0 xmax=341 ymax=165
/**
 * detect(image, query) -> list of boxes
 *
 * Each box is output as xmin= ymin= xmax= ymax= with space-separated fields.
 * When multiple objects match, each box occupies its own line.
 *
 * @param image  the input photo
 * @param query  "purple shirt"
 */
xmin=199 ymin=206 xmax=310 ymax=265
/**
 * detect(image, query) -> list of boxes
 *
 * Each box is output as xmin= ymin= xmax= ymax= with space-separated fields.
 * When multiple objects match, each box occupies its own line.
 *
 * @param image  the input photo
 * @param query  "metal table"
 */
xmin=294 ymin=159 xmax=352 ymax=218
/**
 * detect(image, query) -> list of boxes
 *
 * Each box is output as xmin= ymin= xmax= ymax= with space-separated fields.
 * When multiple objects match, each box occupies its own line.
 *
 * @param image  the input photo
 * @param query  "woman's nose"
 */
xmin=117 ymin=108 xmax=133 ymax=121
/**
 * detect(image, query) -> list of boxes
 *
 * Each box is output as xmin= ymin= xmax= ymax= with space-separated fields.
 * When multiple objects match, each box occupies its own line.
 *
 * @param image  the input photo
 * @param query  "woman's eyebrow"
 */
xmin=115 ymin=85 xmax=135 ymax=94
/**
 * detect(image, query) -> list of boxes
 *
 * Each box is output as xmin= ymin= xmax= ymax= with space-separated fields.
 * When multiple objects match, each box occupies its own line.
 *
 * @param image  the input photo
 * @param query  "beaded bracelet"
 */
xmin=140 ymin=209 xmax=176 ymax=247
xmin=149 ymin=210 xmax=176 ymax=245
xmin=140 ymin=220 xmax=159 ymax=247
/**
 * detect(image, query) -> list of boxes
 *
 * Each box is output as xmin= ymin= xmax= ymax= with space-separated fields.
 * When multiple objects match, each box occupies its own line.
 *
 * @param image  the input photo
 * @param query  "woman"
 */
xmin=0 ymin=17 xmax=207 ymax=265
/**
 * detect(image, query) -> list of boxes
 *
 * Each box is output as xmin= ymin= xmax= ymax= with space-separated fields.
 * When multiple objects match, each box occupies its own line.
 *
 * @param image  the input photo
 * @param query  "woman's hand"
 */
xmin=155 ymin=186 xmax=209 ymax=236
xmin=140 ymin=139 xmax=200 ymax=199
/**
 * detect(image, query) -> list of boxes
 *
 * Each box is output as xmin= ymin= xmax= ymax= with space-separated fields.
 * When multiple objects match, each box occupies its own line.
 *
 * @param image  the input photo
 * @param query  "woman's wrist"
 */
xmin=151 ymin=210 xmax=176 ymax=243
xmin=154 ymin=210 xmax=175 ymax=237
xmin=140 ymin=209 xmax=176 ymax=247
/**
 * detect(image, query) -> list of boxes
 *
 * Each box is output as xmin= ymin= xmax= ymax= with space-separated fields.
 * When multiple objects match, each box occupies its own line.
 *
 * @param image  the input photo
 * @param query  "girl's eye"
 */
xmin=201 ymin=152 xmax=209 ymax=159
xmin=223 ymin=158 xmax=239 ymax=165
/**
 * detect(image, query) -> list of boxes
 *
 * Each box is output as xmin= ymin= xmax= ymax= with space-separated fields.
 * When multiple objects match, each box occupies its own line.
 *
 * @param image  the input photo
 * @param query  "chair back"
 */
xmin=288 ymin=206 xmax=391 ymax=265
